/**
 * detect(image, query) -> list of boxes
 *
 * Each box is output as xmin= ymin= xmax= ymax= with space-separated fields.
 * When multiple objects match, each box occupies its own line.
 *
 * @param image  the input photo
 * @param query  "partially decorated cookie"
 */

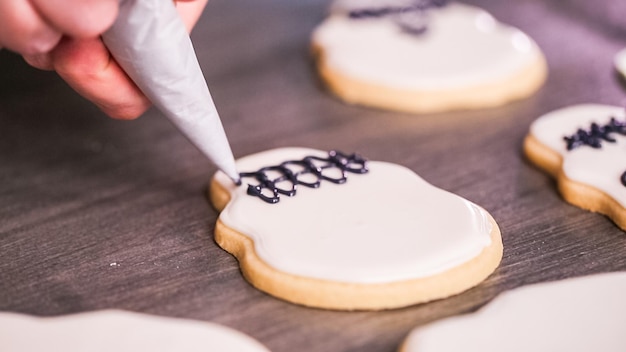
xmin=524 ymin=104 xmax=626 ymax=230
xmin=1 ymin=310 xmax=270 ymax=352
xmin=312 ymin=0 xmax=547 ymax=113
xmin=209 ymin=148 xmax=502 ymax=310
xmin=400 ymin=272 xmax=626 ymax=352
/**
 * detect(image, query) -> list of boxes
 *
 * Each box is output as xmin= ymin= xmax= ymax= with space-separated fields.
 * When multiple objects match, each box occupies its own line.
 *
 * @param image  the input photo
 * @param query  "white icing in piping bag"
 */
xmin=102 ymin=0 xmax=239 ymax=183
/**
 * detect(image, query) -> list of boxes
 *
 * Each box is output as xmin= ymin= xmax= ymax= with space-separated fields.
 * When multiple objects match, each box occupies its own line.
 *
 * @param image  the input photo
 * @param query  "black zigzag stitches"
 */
xmin=563 ymin=117 xmax=626 ymax=151
xmin=348 ymin=0 xmax=448 ymax=35
xmin=562 ymin=114 xmax=626 ymax=187
xmin=240 ymin=151 xmax=369 ymax=204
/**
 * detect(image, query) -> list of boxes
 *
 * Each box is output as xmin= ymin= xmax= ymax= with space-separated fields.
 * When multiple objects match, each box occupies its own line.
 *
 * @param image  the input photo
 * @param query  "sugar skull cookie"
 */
xmin=209 ymin=148 xmax=502 ymax=310
xmin=312 ymin=0 xmax=547 ymax=113
xmin=400 ymin=272 xmax=626 ymax=352
xmin=524 ymin=104 xmax=626 ymax=230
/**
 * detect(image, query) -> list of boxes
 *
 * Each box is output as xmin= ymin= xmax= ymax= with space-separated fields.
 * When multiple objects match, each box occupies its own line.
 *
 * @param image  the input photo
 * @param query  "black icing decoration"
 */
xmin=563 ymin=117 xmax=626 ymax=151
xmin=562 ymin=114 xmax=626 ymax=188
xmin=348 ymin=0 xmax=448 ymax=35
xmin=239 ymin=150 xmax=369 ymax=204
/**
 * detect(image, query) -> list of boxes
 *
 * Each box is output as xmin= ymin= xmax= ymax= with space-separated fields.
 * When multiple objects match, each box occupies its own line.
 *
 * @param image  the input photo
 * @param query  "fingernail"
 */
xmin=26 ymin=30 xmax=62 ymax=55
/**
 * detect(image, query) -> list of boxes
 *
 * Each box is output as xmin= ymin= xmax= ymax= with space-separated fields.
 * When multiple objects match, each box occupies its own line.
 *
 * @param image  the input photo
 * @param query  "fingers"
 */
xmin=52 ymin=37 xmax=151 ymax=120
xmin=29 ymin=0 xmax=119 ymax=38
xmin=0 ymin=0 xmax=62 ymax=55
xmin=175 ymin=0 xmax=209 ymax=32
xmin=3 ymin=0 xmax=207 ymax=120
xmin=0 ymin=0 xmax=118 ymax=56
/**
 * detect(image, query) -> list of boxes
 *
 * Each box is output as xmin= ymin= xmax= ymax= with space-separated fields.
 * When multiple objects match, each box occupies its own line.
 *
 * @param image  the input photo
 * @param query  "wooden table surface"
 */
xmin=2 ymin=0 xmax=626 ymax=351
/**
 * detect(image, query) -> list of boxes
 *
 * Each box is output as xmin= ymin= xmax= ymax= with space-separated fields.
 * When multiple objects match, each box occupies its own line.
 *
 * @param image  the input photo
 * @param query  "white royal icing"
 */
xmin=312 ymin=1 xmax=543 ymax=90
xmin=0 ymin=310 xmax=270 ymax=352
xmin=402 ymin=272 xmax=626 ymax=352
xmin=214 ymin=148 xmax=493 ymax=284
xmin=614 ymin=47 xmax=626 ymax=78
xmin=529 ymin=104 xmax=626 ymax=207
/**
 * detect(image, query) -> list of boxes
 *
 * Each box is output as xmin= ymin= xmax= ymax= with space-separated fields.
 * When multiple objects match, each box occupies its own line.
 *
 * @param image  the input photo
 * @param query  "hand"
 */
xmin=0 ymin=0 xmax=209 ymax=119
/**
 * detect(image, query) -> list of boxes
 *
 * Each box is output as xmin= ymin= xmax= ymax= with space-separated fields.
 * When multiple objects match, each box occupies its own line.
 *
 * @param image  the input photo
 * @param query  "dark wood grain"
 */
xmin=1 ymin=0 xmax=626 ymax=351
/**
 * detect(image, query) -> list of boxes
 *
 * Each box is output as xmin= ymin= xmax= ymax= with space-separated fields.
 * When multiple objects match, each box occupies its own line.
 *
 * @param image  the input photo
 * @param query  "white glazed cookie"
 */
xmin=523 ymin=104 xmax=626 ymax=230
xmin=312 ymin=1 xmax=547 ymax=113
xmin=0 ymin=310 xmax=270 ymax=352
xmin=400 ymin=272 xmax=626 ymax=352
xmin=209 ymin=147 xmax=502 ymax=310
xmin=615 ymin=48 xmax=626 ymax=78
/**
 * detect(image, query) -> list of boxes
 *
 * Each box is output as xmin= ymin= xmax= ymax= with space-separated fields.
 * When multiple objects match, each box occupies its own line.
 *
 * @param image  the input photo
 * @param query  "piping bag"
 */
xmin=102 ymin=0 xmax=240 ymax=184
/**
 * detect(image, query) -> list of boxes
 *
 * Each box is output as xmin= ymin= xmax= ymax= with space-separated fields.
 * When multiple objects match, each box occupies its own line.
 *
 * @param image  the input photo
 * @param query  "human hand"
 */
xmin=0 ymin=0 xmax=209 ymax=119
